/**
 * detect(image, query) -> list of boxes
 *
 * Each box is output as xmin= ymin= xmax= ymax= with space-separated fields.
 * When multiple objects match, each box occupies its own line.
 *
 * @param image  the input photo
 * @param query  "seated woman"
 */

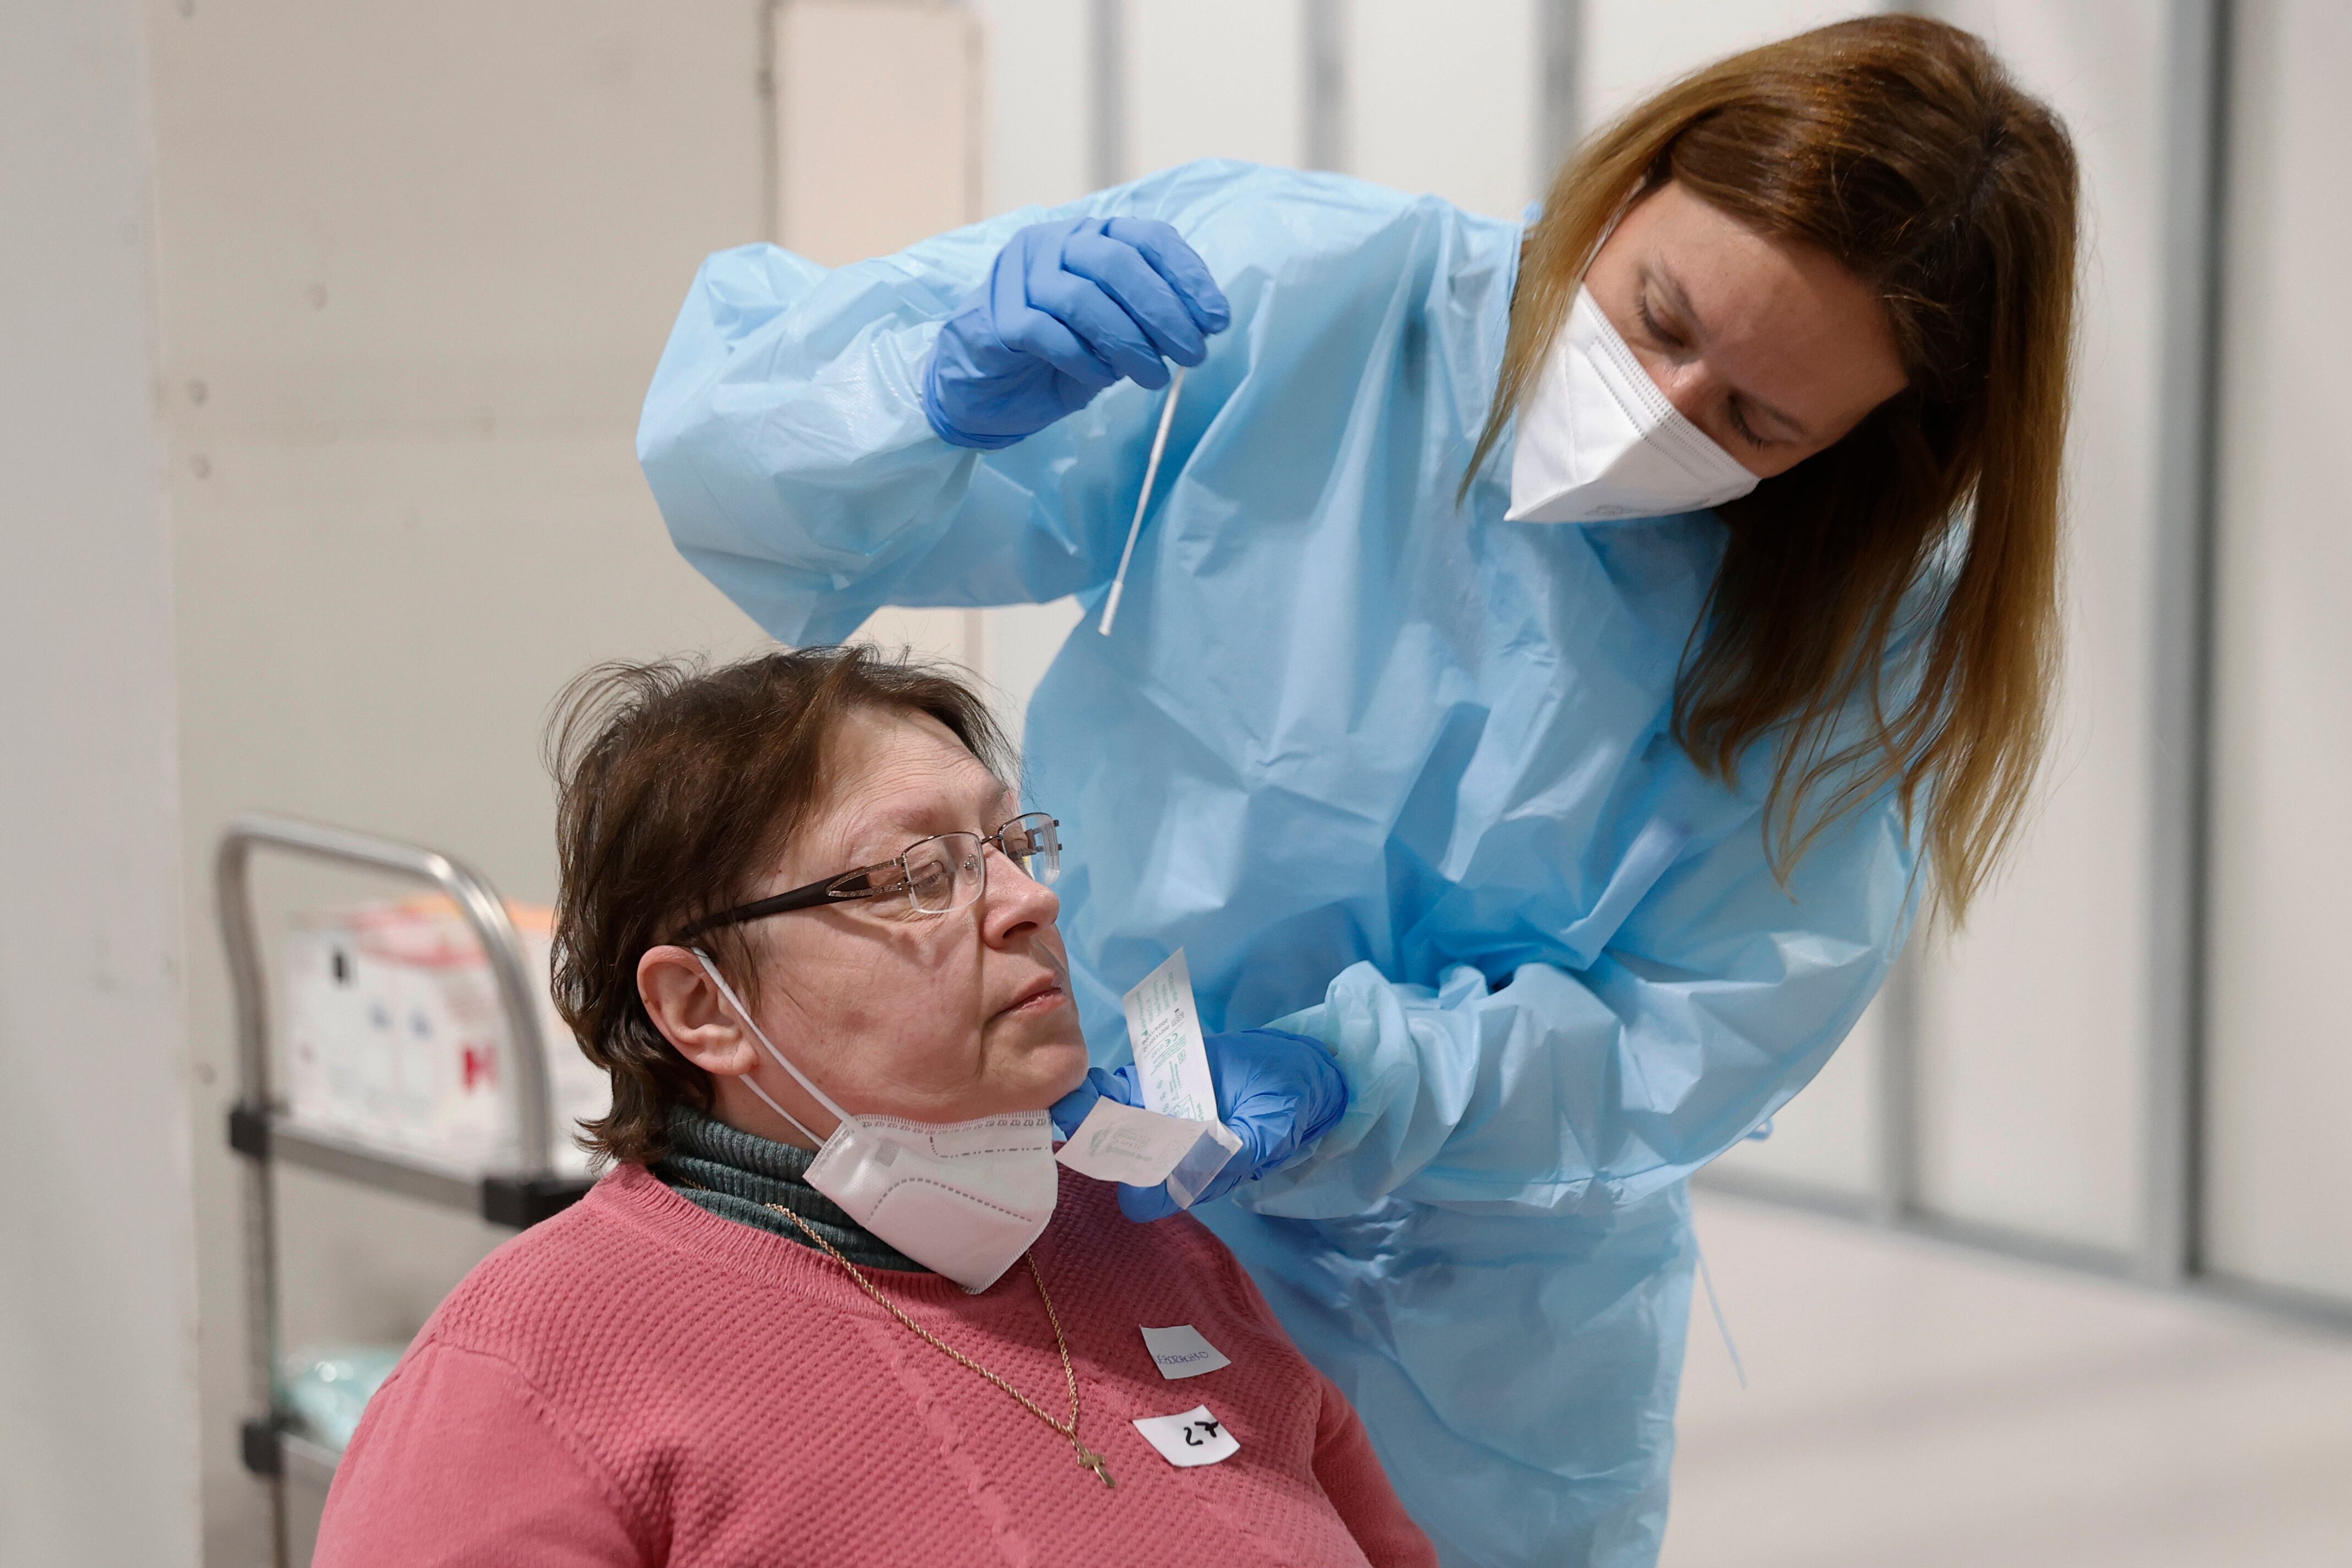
xmin=312 ymin=646 xmax=1433 ymax=1567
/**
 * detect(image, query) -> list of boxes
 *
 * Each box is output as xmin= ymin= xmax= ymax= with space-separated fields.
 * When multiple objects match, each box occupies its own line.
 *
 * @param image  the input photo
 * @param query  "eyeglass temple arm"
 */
xmin=680 ymin=818 xmax=1051 ymax=941
xmin=678 ymin=872 xmax=881 ymax=940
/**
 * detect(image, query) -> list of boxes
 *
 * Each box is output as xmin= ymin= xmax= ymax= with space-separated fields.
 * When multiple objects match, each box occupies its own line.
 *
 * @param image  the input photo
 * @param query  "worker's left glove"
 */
xmin=1050 ymin=1028 xmax=1348 ymax=1223
xmin=923 ymin=216 xmax=1229 ymax=451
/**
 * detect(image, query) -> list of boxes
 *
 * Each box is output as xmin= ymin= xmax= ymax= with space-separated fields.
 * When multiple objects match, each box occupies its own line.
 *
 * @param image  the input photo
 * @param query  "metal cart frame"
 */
xmin=217 ymin=813 xmax=592 ymax=1566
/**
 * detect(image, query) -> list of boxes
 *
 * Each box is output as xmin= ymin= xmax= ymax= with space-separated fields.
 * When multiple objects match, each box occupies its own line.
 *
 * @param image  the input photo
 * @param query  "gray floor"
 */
xmin=1663 ymin=1191 xmax=2352 ymax=1568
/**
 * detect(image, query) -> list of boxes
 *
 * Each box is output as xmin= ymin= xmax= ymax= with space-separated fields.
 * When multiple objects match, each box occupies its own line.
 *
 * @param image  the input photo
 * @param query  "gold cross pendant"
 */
xmin=1074 ymin=1442 xmax=1116 ymax=1489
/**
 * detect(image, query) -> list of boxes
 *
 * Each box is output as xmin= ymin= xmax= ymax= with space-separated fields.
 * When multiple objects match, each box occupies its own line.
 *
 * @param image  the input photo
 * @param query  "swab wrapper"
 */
xmin=1058 ymin=948 xmax=1241 ymax=1208
xmin=1057 ymin=1097 xmax=1242 ymax=1207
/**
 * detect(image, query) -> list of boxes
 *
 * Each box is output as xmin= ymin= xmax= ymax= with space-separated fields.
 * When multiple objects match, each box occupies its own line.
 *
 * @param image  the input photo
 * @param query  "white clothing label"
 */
xmin=1139 ymin=1324 xmax=1231 ymax=1380
xmin=1125 ymin=949 xmax=1216 ymax=1122
xmin=1132 ymin=1405 xmax=1240 ymax=1468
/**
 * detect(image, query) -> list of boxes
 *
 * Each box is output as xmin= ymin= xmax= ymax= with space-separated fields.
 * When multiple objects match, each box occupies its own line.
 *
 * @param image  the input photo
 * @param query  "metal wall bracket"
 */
xmin=228 ymin=1102 xmax=271 ymax=1160
xmin=241 ymin=1417 xmax=282 ymax=1478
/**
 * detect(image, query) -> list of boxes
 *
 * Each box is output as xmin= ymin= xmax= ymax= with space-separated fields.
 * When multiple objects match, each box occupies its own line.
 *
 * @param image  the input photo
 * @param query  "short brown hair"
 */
xmin=545 ymin=645 xmax=1012 ymax=1166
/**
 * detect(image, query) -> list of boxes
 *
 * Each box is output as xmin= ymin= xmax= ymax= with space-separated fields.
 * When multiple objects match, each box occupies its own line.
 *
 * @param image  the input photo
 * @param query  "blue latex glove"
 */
xmin=923 ymin=216 xmax=1231 ymax=450
xmin=1050 ymin=1028 xmax=1347 ymax=1222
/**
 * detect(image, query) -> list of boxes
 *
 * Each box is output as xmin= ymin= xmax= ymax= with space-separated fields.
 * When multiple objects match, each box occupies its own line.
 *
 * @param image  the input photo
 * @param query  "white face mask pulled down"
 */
xmin=692 ymin=952 xmax=1057 ymax=1294
xmin=1506 ymin=286 xmax=1762 ymax=525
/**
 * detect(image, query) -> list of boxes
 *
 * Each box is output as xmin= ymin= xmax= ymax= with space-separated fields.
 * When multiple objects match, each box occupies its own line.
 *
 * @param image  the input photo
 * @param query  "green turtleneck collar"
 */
xmin=652 ymin=1104 xmax=928 ymax=1273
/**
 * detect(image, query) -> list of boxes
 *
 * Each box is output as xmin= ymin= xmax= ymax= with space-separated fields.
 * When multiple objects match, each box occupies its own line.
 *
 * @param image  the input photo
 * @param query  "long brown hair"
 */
xmin=545 ymin=645 xmax=1011 ymax=1165
xmin=1471 ymin=16 xmax=2076 ymax=919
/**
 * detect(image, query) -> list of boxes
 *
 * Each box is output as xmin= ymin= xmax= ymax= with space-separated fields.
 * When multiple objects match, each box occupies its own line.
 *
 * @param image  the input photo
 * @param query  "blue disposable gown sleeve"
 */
xmin=638 ymin=161 xmax=1301 ymax=644
xmin=1244 ymin=788 xmax=1919 ymax=1221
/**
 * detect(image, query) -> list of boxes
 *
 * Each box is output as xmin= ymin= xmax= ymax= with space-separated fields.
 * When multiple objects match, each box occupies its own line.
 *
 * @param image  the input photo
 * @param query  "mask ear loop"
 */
xmin=691 ymin=949 xmax=848 ymax=1146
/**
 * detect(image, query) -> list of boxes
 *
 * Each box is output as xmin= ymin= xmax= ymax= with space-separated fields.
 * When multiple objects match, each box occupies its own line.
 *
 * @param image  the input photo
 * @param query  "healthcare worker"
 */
xmin=638 ymin=17 xmax=2077 ymax=1566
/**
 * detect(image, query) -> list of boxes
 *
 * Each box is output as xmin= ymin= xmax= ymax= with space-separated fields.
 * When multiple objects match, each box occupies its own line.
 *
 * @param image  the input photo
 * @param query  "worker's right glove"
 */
xmin=923 ymin=216 xmax=1230 ymax=451
xmin=1052 ymin=1028 xmax=1348 ymax=1223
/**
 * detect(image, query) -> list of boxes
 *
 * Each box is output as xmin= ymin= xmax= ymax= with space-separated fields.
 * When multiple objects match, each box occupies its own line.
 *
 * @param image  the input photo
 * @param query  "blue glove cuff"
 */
xmin=922 ymin=340 xmax=1028 ymax=452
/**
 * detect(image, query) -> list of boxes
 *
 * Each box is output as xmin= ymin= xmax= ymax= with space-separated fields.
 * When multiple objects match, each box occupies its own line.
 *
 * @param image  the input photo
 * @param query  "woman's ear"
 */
xmin=636 ymin=945 xmax=762 ymax=1079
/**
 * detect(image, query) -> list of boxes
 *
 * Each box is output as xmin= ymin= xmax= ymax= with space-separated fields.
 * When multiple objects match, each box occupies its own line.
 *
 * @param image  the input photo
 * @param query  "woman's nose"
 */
xmin=981 ymin=843 xmax=1060 ymax=939
xmin=1648 ymin=357 xmax=1724 ymax=429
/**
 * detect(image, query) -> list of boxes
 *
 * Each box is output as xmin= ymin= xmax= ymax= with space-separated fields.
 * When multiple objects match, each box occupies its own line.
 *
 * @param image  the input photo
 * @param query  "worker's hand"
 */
xmin=1049 ymin=1065 xmax=1129 ymax=1140
xmin=1050 ymin=1030 xmax=1348 ymax=1223
xmin=923 ymin=217 xmax=1230 ymax=451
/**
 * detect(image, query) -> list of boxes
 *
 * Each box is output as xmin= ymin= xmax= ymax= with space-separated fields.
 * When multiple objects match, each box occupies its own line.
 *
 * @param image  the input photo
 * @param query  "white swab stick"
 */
xmin=1099 ymin=365 xmax=1186 ymax=636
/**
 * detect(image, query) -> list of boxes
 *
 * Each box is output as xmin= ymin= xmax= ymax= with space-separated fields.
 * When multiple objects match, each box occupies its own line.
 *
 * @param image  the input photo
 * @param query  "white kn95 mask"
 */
xmin=692 ymin=952 xmax=1058 ymax=1294
xmin=1506 ymin=286 xmax=1762 ymax=525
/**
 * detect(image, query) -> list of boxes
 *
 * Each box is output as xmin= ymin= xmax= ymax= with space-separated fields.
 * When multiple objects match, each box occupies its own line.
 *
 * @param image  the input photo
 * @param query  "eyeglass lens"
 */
xmin=903 ymin=835 xmax=984 ymax=914
xmin=1002 ymin=813 xmax=1061 ymax=885
xmin=899 ymin=814 xmax=1060 ymax=915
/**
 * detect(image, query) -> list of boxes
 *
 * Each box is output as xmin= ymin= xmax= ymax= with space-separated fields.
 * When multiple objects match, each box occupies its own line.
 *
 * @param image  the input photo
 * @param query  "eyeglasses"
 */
xmin=679 ymin=812 xmax=1062 ymax=939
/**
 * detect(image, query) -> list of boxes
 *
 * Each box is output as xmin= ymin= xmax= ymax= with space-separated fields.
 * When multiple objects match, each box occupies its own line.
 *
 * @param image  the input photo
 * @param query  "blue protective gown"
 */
xmin=639 ymin=161 xmax=1915 ymax=1567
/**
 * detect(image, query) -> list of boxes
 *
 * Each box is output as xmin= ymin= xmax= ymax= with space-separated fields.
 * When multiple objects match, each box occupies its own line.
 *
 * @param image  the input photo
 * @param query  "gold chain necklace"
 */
xmin=675 ymin=1176 xmax=1114 ymax=1488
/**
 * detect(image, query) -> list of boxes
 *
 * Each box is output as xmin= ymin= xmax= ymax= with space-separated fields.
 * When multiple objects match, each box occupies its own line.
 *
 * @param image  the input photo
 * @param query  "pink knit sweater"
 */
xmin=313 ymin=1164 xmax=1434 ymax=1567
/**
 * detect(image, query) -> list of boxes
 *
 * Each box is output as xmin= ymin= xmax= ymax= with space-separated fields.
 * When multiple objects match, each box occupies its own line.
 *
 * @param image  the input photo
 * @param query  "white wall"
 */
xmin=0 ymin=3 xmax=201 ymax=1565
xmin=1581 ymin=0 xmax=1893 ymax=132
xmin=1348 ymin=0 xmax=1542 ymax=220
xmin=2204 ymin=0 xmax=2352 ymax=1303
xmin=982 ymin=0 xmax=1092 ymax=213
xmin=146 ymin=3 xmax=772 ymax=1556
xmin=774 ymin=1 xmax=985 ymax=269
xmin=1904 ymin=0 xmax=2166 ymax=1255
xmin=1127 ymin=0 xmax=1308 ymax=175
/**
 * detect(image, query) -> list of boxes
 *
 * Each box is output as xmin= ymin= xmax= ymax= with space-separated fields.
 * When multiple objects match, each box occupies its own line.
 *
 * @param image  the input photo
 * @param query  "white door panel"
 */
xmin=1906 ymin=0 xmax=2168 ymax=1253
xmin=2203 ymin=0 xmax=2352 ymax=1304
